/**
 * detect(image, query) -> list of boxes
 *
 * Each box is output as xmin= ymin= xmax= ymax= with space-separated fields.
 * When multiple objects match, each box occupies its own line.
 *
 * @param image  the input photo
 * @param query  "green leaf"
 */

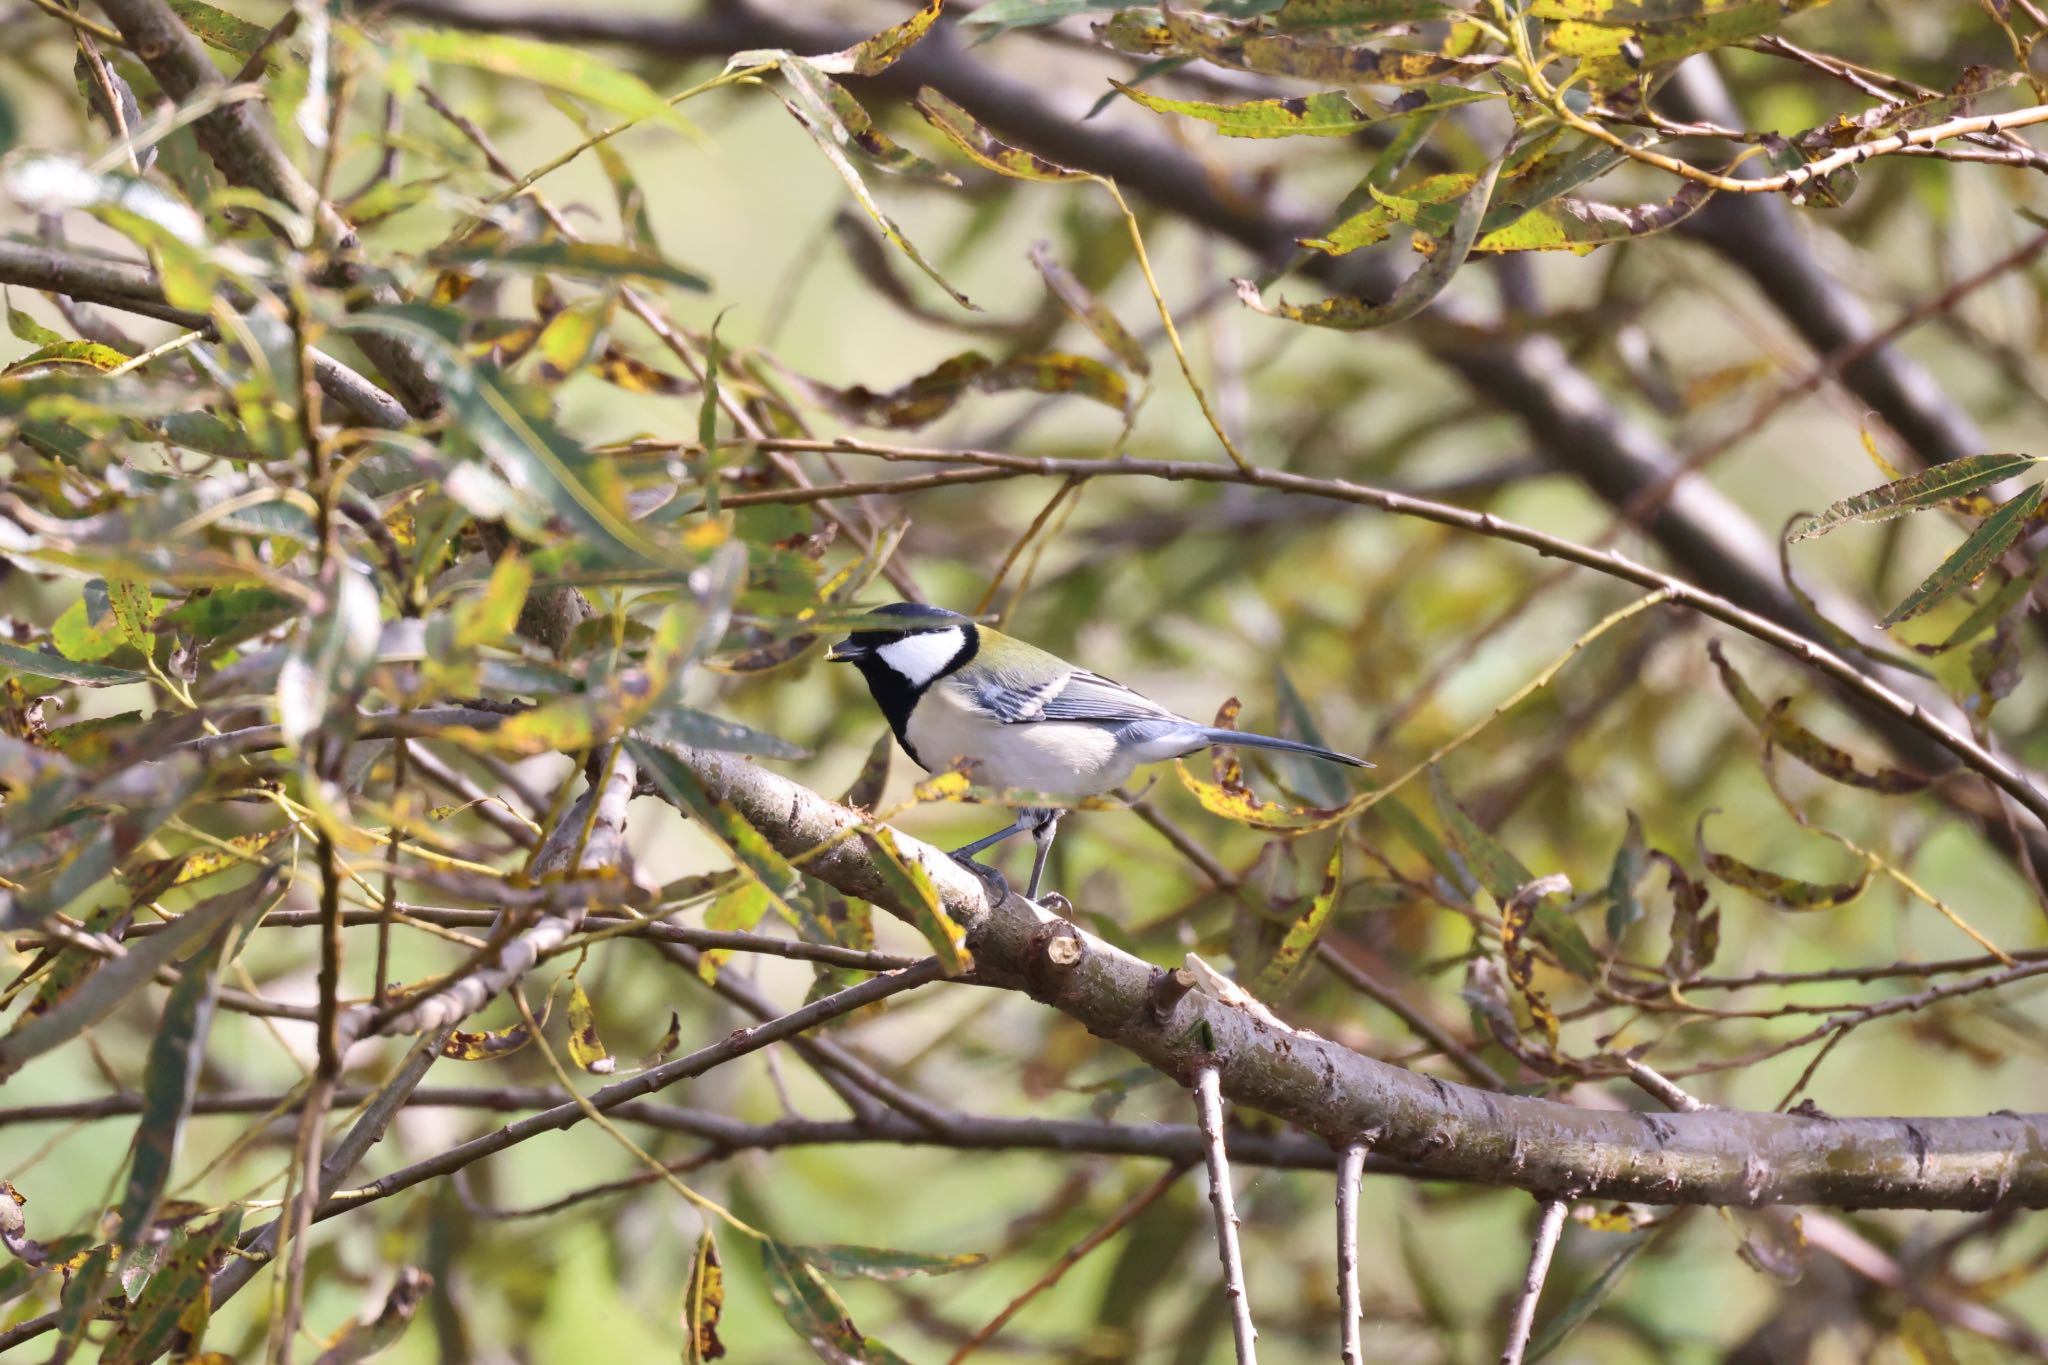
xmin=100 ymin=1210 xmax=244 ymax=1365
xmin=631 ymin=705 xmax=809 ymax=761
xmin=792 ymin=1244 xmax=988 ymax=1280
xmin=1696 ymin=814 xmax=1869 ymax=911
xmin=1249 ymin=841 xmax=1344 ymax=999
xmin=0 ymin=867 xmax=277 ymax=1079
xmin=1793 ymin=454 xmax=2044 ymax=540
xmin=532 ymin=295 xmax=610 ymax=382
xmin=1240 ymin=149 xmax=1504 ymax=330
xmin=403 ymin=30 xmax=684 ymax=128
xmin=1115 ymin=80 xmax=1490 ymax=138
xmin=0 ymin=637 xmax=148 ymax=686
xmin=780 ymin=58 xmax=962 ymax=185
xmin=961 ymin=0 xmax=1130 ymax=31
xmin=1881 ymin=481 xmax=2047 ymax=628
xmin=5 ymin=290 xmax=64 ymax=346
xmin=1275 ymin=0 xmax=1459 ymax=26
xmin=1429 ymin=769 xmax=1599 ymax=978
xmin=859 ymin=826 xmax=969 ymax=975
xmin=115 ymin=928 xmax=230 ymax=1251
xmin=1527 ymin=1231 xmax=1653 ymax=1362
xmin=1 ymin=338 xmax=131 ymax=377
xmin=423 ymin=240 xmax=709 ymax=292
xmin=167 ymin=0 xmax=272 ymax=56
xmin=759 ymin=1239 xmax=915 ymax=1365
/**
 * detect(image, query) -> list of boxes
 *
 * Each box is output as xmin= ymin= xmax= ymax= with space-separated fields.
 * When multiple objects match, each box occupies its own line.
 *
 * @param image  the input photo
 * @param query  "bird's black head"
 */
xmin=827 ymin=604 xmax=979 ymax=757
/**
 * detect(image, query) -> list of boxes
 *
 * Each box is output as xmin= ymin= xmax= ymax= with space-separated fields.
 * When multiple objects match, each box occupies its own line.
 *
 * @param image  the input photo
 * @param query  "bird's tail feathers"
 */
xmin=1198 ymin=728 xmax=1372 ymax=769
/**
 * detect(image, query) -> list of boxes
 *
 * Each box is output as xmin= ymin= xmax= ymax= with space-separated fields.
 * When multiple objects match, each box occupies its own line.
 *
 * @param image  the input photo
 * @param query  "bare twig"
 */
xmin=1500 ymin=1198 xmax=1569 ymax=1365
xmin=1337 ymin=1142 xmax=1369 ymax=1365
xmin=1195 ymin=1065 xmax=1258 ymax=1365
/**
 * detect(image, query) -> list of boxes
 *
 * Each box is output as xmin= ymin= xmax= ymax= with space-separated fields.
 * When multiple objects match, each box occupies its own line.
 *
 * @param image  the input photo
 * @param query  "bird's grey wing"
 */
xmin=1035 ymin=670 xmax=1186 ymax=726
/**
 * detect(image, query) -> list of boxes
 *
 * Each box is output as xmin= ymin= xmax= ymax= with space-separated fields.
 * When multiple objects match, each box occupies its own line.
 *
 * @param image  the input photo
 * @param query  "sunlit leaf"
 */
xmin=1115 ymin=80 xmax=1489 ymax=138
xmin=913 ymin=87 xmax=1091 ymax=181
xmin=403 ymin=30 xmax=685 ymax=128
xmin=860 ymin=825 xmax=969 ymax=974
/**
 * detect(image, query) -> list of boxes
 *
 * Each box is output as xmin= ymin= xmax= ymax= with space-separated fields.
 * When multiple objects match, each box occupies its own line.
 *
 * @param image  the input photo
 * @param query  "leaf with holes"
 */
xmin=1792 ymin=454 xmax=2044 ymax=540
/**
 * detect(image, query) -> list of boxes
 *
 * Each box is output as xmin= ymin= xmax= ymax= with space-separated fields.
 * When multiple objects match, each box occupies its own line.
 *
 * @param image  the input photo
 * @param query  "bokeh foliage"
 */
xmin=4 ymin=0 xmax=2048 ymax=1361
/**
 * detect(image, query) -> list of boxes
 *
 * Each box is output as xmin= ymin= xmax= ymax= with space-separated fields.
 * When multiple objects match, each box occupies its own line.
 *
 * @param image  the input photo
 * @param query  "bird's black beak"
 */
xmin=825 ymin=639 xmax=861 ymax=663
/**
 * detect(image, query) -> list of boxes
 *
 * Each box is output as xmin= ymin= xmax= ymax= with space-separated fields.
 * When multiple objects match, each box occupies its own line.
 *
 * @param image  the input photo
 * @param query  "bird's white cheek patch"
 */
xmin=876 ymin=628 xmax=964 ymax=688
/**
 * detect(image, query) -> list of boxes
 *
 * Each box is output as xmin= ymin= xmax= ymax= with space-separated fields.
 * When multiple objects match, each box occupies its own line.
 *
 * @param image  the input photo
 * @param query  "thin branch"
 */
xmin=1500 ymin=1198 xmax=1569 ymax=1365
xmin=947 ymin=1163 xmax=1189 ymax=1365
xmin=1196 ymin=1065 xmax=1258 ymax=1365
xmin=1337 ymin=1142 xmax=1368 ymax=1365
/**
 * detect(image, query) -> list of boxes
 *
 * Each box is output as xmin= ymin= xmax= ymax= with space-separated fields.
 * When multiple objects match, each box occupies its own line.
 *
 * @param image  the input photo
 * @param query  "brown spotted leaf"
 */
xmin=683 ymin=1228 xmax=726 ymax=1362
xmin=860 ymin=826 xmax=969 ymax=975
xmin=912 ymin=88 xmax=1091 ymax=182
xmin=1696 ymin=814 xmax=1869 ymax=911
xmin=565 ymin=977 xmax=615 ymax=1075
xmin=821 ymin=349 xmax=1130 ymax=429
xmin=1706 ymin=642 xmax=1928 ymax=794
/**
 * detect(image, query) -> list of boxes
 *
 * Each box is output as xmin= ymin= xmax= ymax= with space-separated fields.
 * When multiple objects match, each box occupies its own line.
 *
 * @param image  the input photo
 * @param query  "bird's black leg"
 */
xmin=949 ymin=812 xmax=1033 ymax=901
xmin=950 ymin=813 xmax=1033 ymax=861
xmin=1024 ymin=809 xmax=1061 ymax=901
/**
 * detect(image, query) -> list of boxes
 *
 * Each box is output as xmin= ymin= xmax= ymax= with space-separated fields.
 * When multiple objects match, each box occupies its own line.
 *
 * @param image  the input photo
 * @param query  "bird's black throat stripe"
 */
xmin=850 ymin=623 xmax=980 ymax=771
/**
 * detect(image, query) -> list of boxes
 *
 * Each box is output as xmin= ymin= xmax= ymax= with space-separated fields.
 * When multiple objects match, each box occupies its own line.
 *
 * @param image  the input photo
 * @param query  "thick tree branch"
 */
xmin=664 ymin=747 xmax=2048 ymax=1211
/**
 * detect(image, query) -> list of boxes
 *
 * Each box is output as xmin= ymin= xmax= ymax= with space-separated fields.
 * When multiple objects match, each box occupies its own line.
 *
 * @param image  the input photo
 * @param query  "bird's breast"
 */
xmin=906 ymin=683 xmax=1133 ymax=799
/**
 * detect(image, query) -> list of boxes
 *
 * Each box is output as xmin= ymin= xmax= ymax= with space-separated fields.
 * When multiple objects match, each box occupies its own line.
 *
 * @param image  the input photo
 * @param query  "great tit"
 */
xmin=826 ymin=603 xmax=1370 ymax=898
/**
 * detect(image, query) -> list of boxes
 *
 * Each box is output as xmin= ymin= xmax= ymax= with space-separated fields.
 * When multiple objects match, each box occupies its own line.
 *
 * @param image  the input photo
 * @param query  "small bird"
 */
xmin=826 ymin=603 xmax=1371 ymax=899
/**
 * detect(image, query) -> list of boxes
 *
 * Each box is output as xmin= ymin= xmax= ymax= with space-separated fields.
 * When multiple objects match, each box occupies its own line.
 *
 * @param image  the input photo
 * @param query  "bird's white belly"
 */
xmin=904 ymin=689 xmax=1136 ymax=799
